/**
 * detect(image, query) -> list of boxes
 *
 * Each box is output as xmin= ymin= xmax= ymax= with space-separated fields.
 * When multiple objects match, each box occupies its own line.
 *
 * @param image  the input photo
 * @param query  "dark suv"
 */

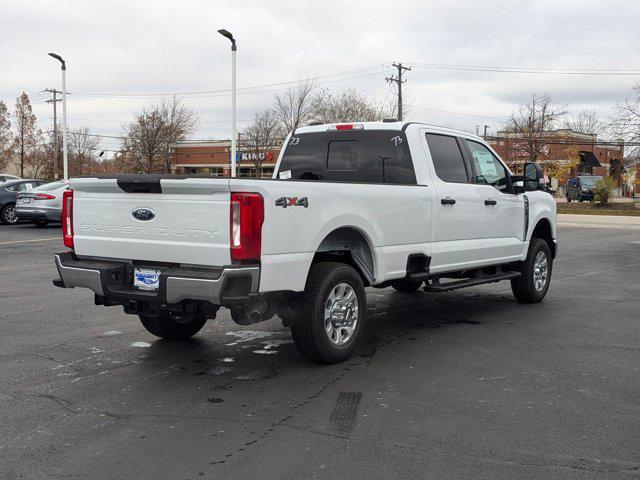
xmin=566 ymin=175 xmax=602 ymax=202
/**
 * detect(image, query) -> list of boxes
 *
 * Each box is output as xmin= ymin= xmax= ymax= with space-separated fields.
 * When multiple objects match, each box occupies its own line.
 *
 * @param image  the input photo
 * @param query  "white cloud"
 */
xmin=1 ymin=0 xmax=638 ymax=147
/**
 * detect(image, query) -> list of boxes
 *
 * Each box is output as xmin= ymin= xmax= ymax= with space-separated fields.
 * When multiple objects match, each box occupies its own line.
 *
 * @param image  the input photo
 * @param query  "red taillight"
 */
xmin=62 ymin=189 xmax=74 ymax=248
xmin=230 ymin=192 xmax=264 ymax=262
xmin=34 ymin=193 xmax=56 ymax=200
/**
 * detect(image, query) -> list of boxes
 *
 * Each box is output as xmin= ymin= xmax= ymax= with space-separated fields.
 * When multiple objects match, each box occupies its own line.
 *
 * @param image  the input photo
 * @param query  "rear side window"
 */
xmin=425 ymin=133 xmax=469 ymax=183
xmin=279 ymin=130 xmax=416 ymax=184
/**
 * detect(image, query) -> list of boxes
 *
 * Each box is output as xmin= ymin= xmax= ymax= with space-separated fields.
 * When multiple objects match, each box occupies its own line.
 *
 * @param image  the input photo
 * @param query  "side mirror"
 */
xmin=524 ymin=162 xmax=544 ymax=192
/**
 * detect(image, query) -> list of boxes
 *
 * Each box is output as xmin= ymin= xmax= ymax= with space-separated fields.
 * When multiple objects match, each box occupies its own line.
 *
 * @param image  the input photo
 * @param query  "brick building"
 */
xmin=170 ymin=140 xmax=281 ymax=177
xmin=488 ymin=129 xmax=626 ymax=187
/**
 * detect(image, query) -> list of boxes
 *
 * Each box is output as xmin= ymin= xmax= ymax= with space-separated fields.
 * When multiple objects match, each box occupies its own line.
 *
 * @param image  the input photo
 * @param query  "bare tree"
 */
xmin=505 ymin=93 xmax=567 ymax=164
xmin=13 ymin=93 xmax=39 ymax=177
xmin=273 ymin=80 xmax=316 ymax=133
xmin=612 ymin=84 xmax=640 ymax=156
xmin=125 ymin=99 xmax=198 ymax=173
xmin=563 ymin=109 xmax=602 ymax=135
xmin=158 ymin=100 xmax=199 ymax=173
xmin=310 ymin=88 xmax=381 ymax=124
xmin=69 ymin=127 xmax=100 ymax=176
xmin=241 ymin=110 xmax=281 ymax=177
xmin=0 ymin=100 xmax=12 ymax=172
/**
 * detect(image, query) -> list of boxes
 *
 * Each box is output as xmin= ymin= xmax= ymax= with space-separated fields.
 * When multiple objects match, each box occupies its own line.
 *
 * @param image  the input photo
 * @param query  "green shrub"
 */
xmin=593 ymin=177 xmax=614 ymax=206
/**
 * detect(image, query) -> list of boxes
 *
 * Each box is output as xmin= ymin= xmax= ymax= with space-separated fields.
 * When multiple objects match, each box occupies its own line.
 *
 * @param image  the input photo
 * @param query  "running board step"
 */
xmin=424 ymin=271 xmax=521 ymax=292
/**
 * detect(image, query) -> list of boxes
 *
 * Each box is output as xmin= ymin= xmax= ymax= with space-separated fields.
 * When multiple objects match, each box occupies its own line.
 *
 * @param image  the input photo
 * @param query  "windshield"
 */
xmin=579 ymin=176 xmax=602 ymax=188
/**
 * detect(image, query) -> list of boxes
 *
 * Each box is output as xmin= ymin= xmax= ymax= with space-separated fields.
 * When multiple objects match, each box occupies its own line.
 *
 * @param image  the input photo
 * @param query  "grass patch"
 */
xmin=557 ymin=201 xmax=640 ymax=216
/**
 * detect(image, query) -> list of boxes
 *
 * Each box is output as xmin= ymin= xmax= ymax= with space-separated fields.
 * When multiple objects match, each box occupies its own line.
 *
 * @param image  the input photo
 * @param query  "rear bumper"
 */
xmin=53 ymin=252 xmax=259 ymax=306
xmin=17 ymin=208 xmax=60 ymax=222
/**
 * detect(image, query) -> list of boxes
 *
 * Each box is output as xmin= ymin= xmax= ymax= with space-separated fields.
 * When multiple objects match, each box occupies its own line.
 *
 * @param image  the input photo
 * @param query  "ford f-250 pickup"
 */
xmin=53 ymin=121 xmax=557 ymax=363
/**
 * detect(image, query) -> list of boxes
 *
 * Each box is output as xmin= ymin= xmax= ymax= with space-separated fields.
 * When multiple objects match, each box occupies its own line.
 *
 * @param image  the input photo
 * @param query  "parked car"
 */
xmin=16 ymin=180 xmax=69 ymax=226
xmin=1 ymin=179 xmax=48 ymax=224
xmin=53 ymin=121 xmax=557 ymax=364
xmin=0 ymin=174 xmax=20 ymax=184
xmin=566 ymin=175 xmax=602 ymax=202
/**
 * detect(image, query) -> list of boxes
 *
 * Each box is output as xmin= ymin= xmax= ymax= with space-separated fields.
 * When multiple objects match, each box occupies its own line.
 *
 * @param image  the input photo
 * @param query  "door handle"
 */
xmin=441 ymin=198 xmax=456 ymax=205
xmin=484 ymin=199 xmax=497 ymax=206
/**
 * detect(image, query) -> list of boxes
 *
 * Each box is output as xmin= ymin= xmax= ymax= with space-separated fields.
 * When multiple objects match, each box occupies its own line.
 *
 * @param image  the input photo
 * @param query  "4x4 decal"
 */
xmin=275 ymin=196 xmax=309 ymax=208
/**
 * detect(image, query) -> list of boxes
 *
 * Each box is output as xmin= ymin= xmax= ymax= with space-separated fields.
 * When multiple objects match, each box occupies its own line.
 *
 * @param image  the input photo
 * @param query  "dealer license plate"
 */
xmin=133 ymin=268 xmax=161 ymax=291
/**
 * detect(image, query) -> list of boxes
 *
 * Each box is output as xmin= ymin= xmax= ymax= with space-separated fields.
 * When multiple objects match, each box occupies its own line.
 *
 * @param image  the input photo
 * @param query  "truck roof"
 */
xmin=294 ymin=121 xmax=484 ymax=141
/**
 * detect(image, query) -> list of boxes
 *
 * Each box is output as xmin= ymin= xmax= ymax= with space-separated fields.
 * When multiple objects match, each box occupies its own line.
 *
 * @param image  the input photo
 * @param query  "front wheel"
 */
xmin=511 ymin=238 xmax=553 ymax=303
xmin=291 ymin=262 xmax=366 ymax=364
xmin=139 ymin=311 xmax=207 ymax=339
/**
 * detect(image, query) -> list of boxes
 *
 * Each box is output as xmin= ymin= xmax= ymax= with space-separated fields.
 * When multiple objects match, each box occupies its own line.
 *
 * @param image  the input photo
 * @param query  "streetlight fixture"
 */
xmin=218 ymin=29 xmax=237 ymax=178
xmin=48 ymin=53 xmax=68 ymax=180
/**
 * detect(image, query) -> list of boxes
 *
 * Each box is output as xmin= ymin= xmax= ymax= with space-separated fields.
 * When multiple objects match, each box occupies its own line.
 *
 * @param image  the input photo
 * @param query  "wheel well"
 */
xmin=312 ymin=227 xmax=375 ymax=286
xmin=531 ymin=218 xmax=555 ymax=258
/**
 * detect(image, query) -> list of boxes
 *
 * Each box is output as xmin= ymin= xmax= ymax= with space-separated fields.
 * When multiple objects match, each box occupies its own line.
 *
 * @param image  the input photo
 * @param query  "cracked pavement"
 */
xmin=1 ymin=222 xmax=639 ymax=479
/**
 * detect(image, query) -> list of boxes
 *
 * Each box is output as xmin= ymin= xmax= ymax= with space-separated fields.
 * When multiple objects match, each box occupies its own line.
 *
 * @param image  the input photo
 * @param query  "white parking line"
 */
xmin=0 ymin=237 xmax=59 ymax=245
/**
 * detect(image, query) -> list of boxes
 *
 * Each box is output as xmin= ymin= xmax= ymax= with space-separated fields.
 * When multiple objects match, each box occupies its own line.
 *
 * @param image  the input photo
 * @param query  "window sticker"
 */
xmin=279 ymin=169 xmax=292 ymax=179
xmin=474 ymin=151 xmax=497 ymax=177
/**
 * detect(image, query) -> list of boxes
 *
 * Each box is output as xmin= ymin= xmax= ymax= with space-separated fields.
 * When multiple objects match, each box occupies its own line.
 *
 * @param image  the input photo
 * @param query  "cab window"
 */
xmin=466 ymin=140 xmax=509 ymax=192
xmin=425 ymin=133 xmax=469 ymax=183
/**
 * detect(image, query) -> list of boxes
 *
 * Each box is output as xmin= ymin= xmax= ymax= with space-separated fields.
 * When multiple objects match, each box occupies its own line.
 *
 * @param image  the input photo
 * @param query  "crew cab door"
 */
xmin=422 ymin=132 xmax=484 ymax=272
xmin=462 ymin=139 xmax=525 ymax=262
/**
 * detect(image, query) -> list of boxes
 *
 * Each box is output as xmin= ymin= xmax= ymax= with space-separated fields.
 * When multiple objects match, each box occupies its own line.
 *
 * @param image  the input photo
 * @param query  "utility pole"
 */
xmin=386 ymin=62 xmax=411 ymax=121
xmin=483 ymin=124 xmax=490 ymax=140
xmin=45 ymin=88 xmax=62 ymax=180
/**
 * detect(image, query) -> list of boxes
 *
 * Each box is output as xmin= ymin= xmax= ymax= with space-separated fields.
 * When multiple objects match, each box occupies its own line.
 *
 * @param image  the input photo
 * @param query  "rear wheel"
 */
xmin=139 ymin=311 xmax=207 ymax=339
xmin=511 ymin=238 xmax=552 ymax=303
xmin=1 ymin=204 xmax=18 ymax=224
xmin=391 ymin=279 xmax=423 ymax=292
xmin=291 ymin=262 xmax=366 ymax=364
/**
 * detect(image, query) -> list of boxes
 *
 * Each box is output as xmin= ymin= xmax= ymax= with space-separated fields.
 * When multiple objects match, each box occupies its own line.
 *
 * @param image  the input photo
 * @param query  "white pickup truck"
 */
xmin=54 ymin=121 xmax=557 ymax=363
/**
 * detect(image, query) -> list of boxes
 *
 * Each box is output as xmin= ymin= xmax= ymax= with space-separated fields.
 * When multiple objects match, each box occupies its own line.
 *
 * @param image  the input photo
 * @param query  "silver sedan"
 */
xmin=16 ymin=181 xmax=69 ymax=226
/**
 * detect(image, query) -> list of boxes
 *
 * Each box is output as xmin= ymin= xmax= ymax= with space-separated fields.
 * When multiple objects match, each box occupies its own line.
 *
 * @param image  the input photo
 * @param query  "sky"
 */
xmin=1 ymin=0 xmax=639 ymax=156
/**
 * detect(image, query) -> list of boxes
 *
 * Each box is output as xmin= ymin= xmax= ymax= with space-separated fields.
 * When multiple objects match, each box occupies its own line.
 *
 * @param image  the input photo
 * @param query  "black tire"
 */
xmin=578 ymin=198 xmax=584 ymax=203
xmin=566 ymin=197 xmax=572 ymax=203
xmin=139 ymin=311 xmax=207 ymax=339
xmin=1 ymin=203 xmax=18 ymax=225
xmin=511 ymin=238 xmax=553 ymax=303
xmin=391 ymin=279 xmax=423 ymax=292
xmin=32 ymin=220 xmax=48 ymax=227
xmin=291 ymin=262 xmax=366 ymax=364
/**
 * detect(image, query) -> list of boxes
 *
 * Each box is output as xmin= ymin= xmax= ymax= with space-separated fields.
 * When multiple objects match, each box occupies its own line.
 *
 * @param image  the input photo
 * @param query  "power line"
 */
xmin=411 ymin=105 xmax=508 ymax=121
xmin=68 ymin=64 xmax=391 ymax=99
xmin=411 ymin=63 xmax=640 ymax=76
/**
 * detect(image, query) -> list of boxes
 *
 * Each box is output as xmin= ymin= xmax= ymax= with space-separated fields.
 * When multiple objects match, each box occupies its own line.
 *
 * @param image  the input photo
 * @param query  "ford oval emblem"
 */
xmin=132 ymin=207 xmax=155 ymax=221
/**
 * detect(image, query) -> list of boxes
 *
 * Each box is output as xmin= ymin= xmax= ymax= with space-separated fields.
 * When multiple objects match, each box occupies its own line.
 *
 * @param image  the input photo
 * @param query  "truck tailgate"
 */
xmin=70 ymin=177 xmax=232 ymax=266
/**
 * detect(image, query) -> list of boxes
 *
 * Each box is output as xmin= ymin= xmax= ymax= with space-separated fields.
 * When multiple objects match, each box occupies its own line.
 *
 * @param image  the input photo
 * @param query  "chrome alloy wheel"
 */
xmin=533 ymin=251 xmax=549 ymax=292
xmin=324 ymin=282 xmax=359 ymax=346
xmin=4 ymin=205 xmax=18 ymax=224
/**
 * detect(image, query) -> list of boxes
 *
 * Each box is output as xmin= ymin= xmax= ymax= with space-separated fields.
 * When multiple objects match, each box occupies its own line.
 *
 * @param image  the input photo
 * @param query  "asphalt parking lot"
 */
xmin=1 ymin=220 xmax=639 ymax=480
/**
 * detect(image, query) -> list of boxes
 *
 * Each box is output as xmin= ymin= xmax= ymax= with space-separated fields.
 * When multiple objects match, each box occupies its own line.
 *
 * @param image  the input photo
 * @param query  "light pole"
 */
xmin=48 ymin=53 xmax=68 ymax=180
xmin=218 ymin=29 xmax=237 ymax=178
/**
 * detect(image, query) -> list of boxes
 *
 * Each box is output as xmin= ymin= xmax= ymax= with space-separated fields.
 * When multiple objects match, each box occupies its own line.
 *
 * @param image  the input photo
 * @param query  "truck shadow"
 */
xmin=135 ymin=288 xmax=523 ymax=384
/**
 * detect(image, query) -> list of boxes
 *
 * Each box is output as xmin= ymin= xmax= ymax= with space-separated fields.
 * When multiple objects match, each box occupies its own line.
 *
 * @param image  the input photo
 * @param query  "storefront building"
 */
xmin=170 ymin=141 xmax=282 ymax=177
